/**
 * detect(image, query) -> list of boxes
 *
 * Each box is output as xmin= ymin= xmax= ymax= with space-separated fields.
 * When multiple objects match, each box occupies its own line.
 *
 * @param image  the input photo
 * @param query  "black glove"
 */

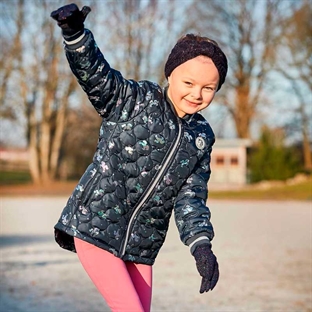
xmin=193 ymin=243 xmax=219 ymax=293
xmin=50 ymin=3 xmax=91 ymax=41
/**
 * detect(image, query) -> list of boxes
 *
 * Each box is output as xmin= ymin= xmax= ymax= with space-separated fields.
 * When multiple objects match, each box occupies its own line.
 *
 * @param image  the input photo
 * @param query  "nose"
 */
xmin=191 ymin=87 xmax=202 ymax=100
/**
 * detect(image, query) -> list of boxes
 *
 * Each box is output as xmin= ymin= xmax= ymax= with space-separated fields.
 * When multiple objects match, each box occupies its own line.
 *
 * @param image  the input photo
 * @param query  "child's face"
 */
xmin=167 ymin=56 xmax=219 ymax=118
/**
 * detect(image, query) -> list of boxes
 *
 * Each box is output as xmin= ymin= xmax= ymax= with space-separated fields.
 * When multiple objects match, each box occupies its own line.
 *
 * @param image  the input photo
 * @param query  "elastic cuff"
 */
xmin=64 ymin=31 xmax=86 ymax=45
xmin=189 ymin=237 xmax=211 ymax=255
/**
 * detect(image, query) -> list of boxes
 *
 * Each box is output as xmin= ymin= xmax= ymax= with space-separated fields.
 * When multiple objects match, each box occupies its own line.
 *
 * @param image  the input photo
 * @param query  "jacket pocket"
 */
xmin=76 ymin=163 xmax=102 ymax=206
xmin=82 ymin=171 xmax=102 ymax=206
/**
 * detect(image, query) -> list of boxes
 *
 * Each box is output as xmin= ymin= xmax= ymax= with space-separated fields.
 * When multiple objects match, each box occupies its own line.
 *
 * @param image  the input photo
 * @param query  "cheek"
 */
xmin=168 ymin=82 xmax=182 ymax=99
xmin=204 ymin=92 xmax=215 ymax=103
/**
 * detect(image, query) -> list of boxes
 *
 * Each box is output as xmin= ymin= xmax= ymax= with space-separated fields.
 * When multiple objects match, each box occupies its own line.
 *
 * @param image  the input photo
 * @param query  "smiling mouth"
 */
xmin=185 ymin=99 xmax=201 ymax=106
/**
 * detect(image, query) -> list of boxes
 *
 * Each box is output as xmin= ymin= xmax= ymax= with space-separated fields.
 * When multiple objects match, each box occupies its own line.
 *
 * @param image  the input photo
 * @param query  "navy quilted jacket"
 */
xmin=54 ymin=30 xmax=215 ymax=265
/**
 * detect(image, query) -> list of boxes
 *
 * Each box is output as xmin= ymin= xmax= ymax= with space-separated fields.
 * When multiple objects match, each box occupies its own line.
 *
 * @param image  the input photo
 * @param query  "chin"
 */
xmin=185 ymin=108 xmax=199 ymax=115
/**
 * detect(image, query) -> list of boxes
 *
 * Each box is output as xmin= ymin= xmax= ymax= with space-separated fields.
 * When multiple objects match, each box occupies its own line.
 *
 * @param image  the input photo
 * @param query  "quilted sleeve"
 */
xmin=64 ymin=30 xmax=139 ymax=120
xmin=173 ymin=138 xmax=215 ymax=249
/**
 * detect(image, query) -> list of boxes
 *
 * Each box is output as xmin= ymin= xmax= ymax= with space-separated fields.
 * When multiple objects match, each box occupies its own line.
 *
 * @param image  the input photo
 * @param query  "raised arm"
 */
xmin=51 ymin=3 xmax=141 ymax=120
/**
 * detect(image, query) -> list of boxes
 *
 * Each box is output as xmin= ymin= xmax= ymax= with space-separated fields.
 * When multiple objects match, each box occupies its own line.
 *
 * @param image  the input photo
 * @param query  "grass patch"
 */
xmin=0 ymin=171 xmax=32 ymax=185
xmin=209 ymin=177 xmax=312 ymax=201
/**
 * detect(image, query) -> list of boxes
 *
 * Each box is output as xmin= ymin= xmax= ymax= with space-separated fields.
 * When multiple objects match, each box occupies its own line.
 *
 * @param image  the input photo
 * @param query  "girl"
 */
xmin=51 ymin=3 xmax=227 ymax=312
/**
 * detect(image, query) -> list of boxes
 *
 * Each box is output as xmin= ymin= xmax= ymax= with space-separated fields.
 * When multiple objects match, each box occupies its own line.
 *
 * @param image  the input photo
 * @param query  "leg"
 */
xmin=74 ymin=237 xmax=145 ymax=312
xmin=126 ymin=262 xmax=153 ymax=312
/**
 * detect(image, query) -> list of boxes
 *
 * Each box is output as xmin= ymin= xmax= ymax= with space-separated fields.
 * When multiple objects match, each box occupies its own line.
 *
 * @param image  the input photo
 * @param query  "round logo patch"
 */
xmin=195 ymin=137 xmax=206 ymax=150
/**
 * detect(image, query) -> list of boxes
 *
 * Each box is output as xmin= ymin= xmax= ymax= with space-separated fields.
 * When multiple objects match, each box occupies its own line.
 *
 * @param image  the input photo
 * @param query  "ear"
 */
xmin=167 ymin=75 xmax=172 ymax=85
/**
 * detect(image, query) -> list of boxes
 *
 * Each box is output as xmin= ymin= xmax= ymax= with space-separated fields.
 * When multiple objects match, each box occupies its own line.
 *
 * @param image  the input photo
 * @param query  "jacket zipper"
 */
xmin=120 ymin=119 xmax=183 ymax=257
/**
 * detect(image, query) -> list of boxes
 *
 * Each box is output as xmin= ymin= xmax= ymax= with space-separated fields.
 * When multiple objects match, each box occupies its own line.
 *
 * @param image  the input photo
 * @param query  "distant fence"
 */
xmin=0 ymin=148 xmax=30 ymax=172
xmin=0 ymin=160 xmax=29 ymax=172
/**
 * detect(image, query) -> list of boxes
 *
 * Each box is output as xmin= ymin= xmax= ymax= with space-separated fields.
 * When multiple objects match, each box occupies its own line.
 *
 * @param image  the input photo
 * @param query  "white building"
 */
xmin=209 ymin=139 xmax=252 ymax=190
xmin=0 ymin=147 xmax=29 ymax=171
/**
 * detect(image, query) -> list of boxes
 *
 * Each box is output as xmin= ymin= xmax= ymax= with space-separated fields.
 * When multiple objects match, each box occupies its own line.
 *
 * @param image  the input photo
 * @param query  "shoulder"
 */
xmin=133 ymin=80 xmax=165 ymax=110
xmin=136 ymin=80 xmax=163 ymax=98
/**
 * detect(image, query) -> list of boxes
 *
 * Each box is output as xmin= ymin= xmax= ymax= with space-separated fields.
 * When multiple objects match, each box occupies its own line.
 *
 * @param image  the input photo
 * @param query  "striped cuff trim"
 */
xmin=189 ymin=237 xmax=210 ymax=251
xmin=64 ymin=32 xmax=86 ymax=45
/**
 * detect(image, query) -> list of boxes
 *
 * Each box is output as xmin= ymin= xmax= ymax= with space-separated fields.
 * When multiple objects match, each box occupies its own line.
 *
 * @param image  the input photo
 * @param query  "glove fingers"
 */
xmin=210 ymin=262 xmax=219 ymax=290
xmin=51 ymin=4 xmax=78 ymax=21
xmin=58 ymin=8 xmax=74 ymax=21
xmin=61 ymin=3 xmax=79 ymax=19
xmin=50 ymin=10 xmax=59 ymax=20
xmin=205 ymin=253 xmax=216 ymax=281
xmin=50 ymin=9 xmax=71 ymax=23
xmin=199 ymin=277 xmax=211 ymax=294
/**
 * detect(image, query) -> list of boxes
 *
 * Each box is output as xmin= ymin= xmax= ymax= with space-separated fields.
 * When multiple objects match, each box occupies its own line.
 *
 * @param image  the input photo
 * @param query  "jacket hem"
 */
xmin=54 ymin=222 xmax=155 ymax=265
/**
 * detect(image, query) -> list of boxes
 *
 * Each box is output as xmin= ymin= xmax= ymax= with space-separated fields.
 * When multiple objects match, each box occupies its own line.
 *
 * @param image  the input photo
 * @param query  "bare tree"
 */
xmin=93 ymin=0 xmax=188 ymax=84
xmin=275 ymin=0 xmax=312 ymax=172
xmin=0 ymin=0 xmax=24 ymax=119
xmin=1 ymin=0 xmax=80 ymax=184
xmin=191 ymin=0 xmax=287 ymax=139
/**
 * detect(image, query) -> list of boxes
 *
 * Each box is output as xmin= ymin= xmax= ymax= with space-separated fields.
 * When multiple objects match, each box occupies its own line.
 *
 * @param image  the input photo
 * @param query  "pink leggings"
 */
xmin=74 ymin=237 xmax=152 ymax=312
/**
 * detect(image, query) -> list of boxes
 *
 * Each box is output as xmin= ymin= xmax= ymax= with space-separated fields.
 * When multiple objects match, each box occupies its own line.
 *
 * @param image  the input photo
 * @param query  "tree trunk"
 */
xmin=28 ymin=101 xmax=41 ymax=184
xmin=302 ymin=132 xmax=312 ymax=172
xmin=50 ymin=77 xmax=76 ymax=179
xmin=40 ymin=120 xmax=51 ymax=184
xmin=40 ymin=22 xmax=60 ymax=184
xmin=233 ymin=84 xmax=252 ymax=138
xmin=300 ymin=103 xmax=312 ymax=171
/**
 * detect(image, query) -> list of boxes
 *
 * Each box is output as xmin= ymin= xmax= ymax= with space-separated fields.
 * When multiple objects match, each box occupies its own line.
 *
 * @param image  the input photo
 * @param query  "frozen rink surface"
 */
xmin=0 ymin=197 xmax=311 ymax=312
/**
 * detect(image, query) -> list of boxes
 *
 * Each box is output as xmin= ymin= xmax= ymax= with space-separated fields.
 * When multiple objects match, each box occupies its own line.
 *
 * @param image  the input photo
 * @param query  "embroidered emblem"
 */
xmin=195 ymin=137 xmax=206 ymax=150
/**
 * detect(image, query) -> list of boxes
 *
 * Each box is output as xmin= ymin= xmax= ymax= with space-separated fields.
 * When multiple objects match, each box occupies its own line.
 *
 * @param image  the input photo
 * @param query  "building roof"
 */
xmin=214 ymin=138 xmax=252 ymax=148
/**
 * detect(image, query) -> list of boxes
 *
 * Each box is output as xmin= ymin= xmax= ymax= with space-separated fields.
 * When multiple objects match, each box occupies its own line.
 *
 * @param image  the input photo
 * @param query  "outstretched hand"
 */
xmin=193 ymin=244 xmax=219 ymax=293
xmin=51 ymin=3 xmax=91 ymax=40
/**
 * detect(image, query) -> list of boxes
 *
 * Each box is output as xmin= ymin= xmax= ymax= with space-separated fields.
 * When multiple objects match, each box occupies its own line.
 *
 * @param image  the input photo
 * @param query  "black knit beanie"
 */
xmin=164 ymin=34 xmax=228 ymax=91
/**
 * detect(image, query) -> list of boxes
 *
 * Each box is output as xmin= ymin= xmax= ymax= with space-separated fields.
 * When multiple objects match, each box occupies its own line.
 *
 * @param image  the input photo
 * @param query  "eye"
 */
xmin=204 ymin=86 xmax=215 ymax=91
xmin=184 ymin=81 xmax=192 ymax=86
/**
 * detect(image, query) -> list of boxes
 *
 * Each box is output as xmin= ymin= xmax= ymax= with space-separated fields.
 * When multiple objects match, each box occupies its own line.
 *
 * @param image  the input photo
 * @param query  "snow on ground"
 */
xmin=0 ymin=197 xmax=311 ymax=312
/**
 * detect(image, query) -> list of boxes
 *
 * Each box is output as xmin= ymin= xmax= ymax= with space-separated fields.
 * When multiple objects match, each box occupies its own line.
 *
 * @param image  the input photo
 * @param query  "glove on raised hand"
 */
xmin=50 ymin=3 xmax=91 ymax=41
xmin=193 ymin=243 xmax=219 ymax=293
